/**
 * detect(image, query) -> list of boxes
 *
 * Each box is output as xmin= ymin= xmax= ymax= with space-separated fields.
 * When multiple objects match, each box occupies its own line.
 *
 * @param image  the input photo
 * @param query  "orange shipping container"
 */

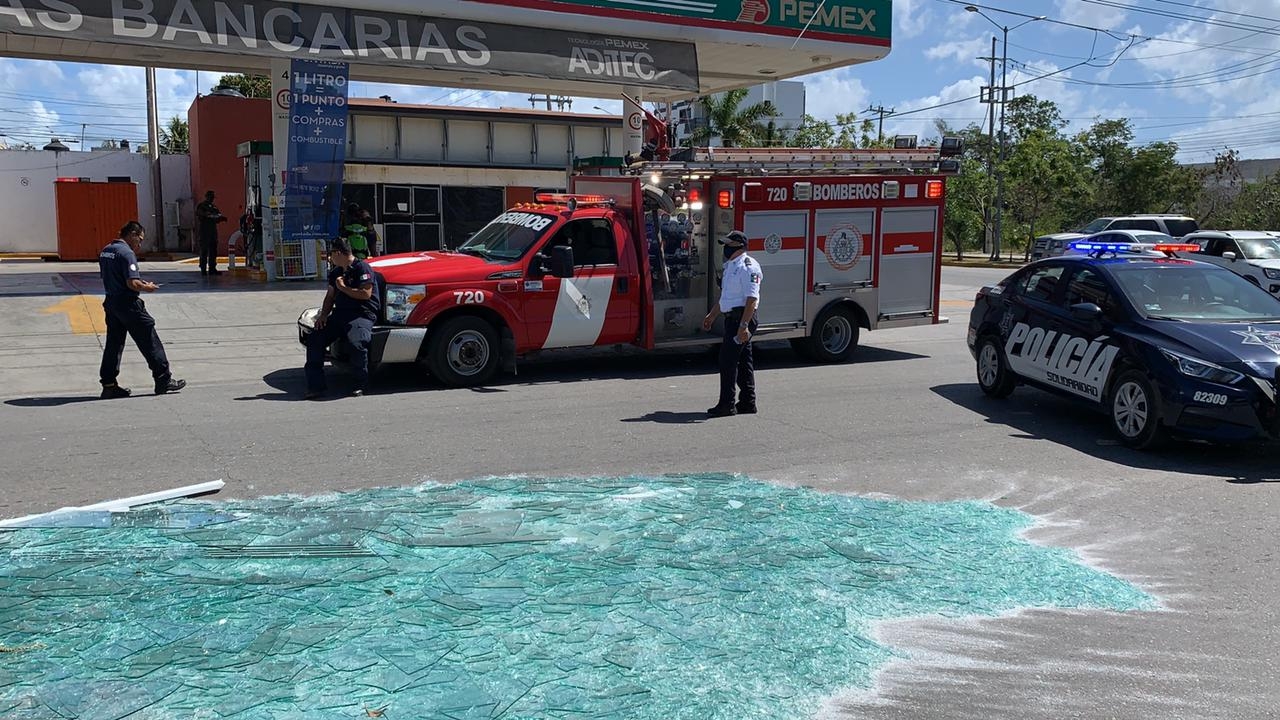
xmin=54 ymin=180 xmax=139 ymax=261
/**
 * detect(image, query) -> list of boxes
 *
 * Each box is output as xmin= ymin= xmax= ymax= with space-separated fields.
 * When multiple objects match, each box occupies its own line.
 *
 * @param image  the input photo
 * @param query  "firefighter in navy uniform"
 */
xmin=304 ymin=238 xmax=380 ymax=399
xmin=702 ymin=230 xmax=762 ymax=417
xmin=98 ymin=221 xmax=186 ymax=399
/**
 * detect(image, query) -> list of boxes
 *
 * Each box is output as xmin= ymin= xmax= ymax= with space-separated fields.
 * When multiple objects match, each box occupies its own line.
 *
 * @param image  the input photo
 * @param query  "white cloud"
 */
xmin=895 ymin=0 xmax=930 ymax=40
xmin=793 ymin=68 xmax=871 ymax=120
xmin=1054 ymin=0 xmax=1133 ymax=30
xmin=925 ymin=37 xmax=990 ymax=67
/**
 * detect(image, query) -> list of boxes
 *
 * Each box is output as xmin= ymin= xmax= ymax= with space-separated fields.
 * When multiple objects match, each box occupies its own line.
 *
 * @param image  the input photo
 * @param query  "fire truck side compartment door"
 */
xmin=879 ymin=207 xmax=939 ymax=316
xmin=813 ymin=209 xmax=876 ymax=289
xmin=743 ymin=210 xmax=808 ymax=326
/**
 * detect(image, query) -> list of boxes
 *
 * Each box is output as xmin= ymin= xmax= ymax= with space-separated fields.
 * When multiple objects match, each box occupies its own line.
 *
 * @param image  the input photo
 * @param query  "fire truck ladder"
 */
xmin=637 ymin=144 xmax=962 ymax=177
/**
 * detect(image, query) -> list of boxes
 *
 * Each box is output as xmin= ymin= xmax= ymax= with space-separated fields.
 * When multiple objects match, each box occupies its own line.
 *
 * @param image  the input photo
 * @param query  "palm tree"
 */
xmin=689 ymin=88 xmax=778 ymax=148
xmin=159 ymin=116 xmax=188 ymax=154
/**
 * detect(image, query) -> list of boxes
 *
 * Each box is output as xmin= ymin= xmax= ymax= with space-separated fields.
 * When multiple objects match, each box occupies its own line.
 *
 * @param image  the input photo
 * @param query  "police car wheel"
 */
xmin=1110 ymin=370 xmax=1163 ymax=449
xmin=975 ymin=336 xmax=1016 ymax=398
xmin=807 ymin=305 xmax=859 ymax=362
xmin=428 ymin=316 xmax=500 ymax=387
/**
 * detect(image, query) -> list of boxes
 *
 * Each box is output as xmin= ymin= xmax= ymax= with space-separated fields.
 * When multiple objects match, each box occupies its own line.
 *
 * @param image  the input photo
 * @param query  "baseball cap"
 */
xmin=719 ymin=230 xmax=748 ymax=246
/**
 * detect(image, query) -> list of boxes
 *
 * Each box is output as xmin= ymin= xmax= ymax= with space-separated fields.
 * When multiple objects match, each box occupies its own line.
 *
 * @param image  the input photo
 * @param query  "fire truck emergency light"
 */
xmin=717 ymin=189 xmax=733 ymax=209
xmin=940 ymin=137 xmax=965 ymax=157
xmin=925 ymin=180 xmax=944 ymax=199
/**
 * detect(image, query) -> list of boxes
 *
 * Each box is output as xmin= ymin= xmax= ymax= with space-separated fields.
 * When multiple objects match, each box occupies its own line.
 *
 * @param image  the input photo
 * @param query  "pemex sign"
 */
xmin=0 ymin=0 xmax=701 ymax=90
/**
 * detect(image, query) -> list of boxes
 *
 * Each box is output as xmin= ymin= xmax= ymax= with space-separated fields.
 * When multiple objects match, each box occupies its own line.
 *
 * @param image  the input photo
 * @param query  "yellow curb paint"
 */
xmin=940 ymin=299 xmax=974 ymax=307
xmin=41 ymin=296 xmax=105 ymax=335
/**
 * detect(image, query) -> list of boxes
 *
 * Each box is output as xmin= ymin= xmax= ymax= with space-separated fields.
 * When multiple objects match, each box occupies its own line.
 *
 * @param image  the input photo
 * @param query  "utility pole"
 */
xmin=145 ymin=66 xmax=165 ymax=252
xmin=979 ymin=37 xmax=997 ymax=256
xmin=529 ymin=94 xmax=572 ymax=111
xmin=995 ymin=25 xmax=1009 ymax=262
xmin=865 ymin=104 xmax=895 ymax=143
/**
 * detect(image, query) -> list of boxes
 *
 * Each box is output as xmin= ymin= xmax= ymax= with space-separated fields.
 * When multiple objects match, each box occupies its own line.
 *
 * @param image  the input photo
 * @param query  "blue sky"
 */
xmin=0 ymin=0 xmax=1274 ymax=162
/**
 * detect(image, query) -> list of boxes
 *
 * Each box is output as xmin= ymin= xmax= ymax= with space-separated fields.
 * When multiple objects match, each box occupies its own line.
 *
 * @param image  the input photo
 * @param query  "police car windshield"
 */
xmin=457 ymin=211 xmax=557 ymax=261
xmin=1238 ymin=238 xmax=1280 ymax=260
xmin=1110 ymin=265 xmax=1280 ymax=322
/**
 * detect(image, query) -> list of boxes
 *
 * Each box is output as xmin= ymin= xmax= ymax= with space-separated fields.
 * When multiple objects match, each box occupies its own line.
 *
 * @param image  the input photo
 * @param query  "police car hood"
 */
xmin=1140 ymin=320 xmax=1280 ymax=377
xmin=1243 ymin=257 xmax=1280 ymax=270
xmin=367 ymin=251 xmax=502 ymax=283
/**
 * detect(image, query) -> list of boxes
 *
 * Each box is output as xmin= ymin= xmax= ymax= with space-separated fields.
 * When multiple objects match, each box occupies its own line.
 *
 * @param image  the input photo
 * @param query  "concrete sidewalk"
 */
xmin=0 ymin=259 xmax=325 ymax=397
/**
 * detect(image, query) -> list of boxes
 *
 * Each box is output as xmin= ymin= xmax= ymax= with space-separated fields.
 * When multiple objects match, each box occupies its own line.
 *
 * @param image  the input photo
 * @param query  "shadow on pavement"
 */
xmin=620 ymin=411 xmax=709 ymax=424
xmin=5 ymin=395 xmax=110 ymax=407
xmin=932 ymin=382 xmax=1280 ymax=483
xmin=56 ymin=271 xmax=325 ymax=296
xmin=243 ymin=342 xmax=930 ymax=400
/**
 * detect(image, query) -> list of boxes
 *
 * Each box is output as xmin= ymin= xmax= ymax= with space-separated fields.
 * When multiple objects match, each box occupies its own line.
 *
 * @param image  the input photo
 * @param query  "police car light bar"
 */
xmin=1068 ymin=241 xmax=1200 ymax=255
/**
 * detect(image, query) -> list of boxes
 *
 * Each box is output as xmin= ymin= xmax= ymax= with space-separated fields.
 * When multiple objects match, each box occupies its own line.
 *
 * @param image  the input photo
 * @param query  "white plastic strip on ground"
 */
xmin=0 ymin=480 xmax=226 ymax=528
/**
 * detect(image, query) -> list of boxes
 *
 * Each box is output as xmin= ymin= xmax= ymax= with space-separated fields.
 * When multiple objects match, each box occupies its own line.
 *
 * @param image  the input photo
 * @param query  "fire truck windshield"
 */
xmin=457 ymin=211 xmax=558 ymax=261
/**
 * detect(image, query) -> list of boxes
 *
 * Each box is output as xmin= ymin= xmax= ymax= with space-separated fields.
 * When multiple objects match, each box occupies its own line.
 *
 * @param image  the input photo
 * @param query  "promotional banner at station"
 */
xmin=0 ymin=0 xmax=700 ymax=91
xmin=282 ymin=58 xmax=349 ymax=277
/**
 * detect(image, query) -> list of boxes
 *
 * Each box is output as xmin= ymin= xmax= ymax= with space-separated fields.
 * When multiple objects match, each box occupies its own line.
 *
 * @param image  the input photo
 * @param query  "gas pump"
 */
xmin=236 ymin=141 xmax=272 ymax=271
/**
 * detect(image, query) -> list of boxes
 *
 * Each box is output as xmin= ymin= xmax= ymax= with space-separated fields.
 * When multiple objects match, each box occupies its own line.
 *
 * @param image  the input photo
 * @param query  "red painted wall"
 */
xmin=188 ymin=95 xmax=271 ymax=253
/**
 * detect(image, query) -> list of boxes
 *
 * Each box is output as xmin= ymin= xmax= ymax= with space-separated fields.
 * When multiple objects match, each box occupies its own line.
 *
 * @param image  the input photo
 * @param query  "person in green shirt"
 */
xmin=341 ymin=203 xmax=371 ymax=259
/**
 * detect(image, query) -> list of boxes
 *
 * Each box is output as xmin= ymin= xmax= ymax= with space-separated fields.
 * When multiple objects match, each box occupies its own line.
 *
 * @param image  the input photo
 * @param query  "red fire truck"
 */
xmin=299 ymin=143 xmax=962 ymax=386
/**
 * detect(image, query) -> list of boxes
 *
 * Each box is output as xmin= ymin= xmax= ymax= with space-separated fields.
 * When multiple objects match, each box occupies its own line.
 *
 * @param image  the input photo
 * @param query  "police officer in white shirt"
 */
xmin=702 ymin=230 xmax=763 ymax=416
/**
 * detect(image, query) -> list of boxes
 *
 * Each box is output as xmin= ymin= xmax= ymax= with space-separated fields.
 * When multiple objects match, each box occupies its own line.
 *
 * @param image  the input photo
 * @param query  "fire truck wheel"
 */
xmin=806 ymin=305 xmax=859 ymax=362
xmin=428 ymin=316 xmax=500 ymax=387
xmin=975 ymin=335 xmax=1016 ymax=398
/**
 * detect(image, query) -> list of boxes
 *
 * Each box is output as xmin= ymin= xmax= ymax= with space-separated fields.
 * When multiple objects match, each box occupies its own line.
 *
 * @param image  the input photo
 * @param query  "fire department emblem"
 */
xmin=1233 ymin=325 xmax=1280 ymax=354
xmin=737 ymin=0 xmax=770 ymax=24
xmin=764 ymin=233 xmax=782 ymax=254
xmin=824 ymin=224 xmax=863 ymax=271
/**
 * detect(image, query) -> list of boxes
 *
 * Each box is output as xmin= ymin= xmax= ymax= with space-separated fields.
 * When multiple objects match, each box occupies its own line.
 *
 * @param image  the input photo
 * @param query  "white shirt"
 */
xmin=719 ymin=252 xmax=763 ymax=310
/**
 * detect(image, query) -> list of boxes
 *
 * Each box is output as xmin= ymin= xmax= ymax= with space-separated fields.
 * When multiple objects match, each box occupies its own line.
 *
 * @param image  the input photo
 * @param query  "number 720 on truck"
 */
xmin=298 ymin=141 xmax=964 ymax=386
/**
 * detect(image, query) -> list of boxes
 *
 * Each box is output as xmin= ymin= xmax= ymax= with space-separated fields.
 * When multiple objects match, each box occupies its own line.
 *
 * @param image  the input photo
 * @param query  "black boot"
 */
xmin=707 ymin=404 xmax=737 ymax=417
xmin=155 ymin=377 xmax=187 ymax=395
xmin=100 ymin=384 xmax=132 ymax=400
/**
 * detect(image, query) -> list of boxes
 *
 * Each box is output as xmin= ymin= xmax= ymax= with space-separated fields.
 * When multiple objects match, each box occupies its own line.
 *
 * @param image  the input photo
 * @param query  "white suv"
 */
xmin=1031 ymin=215 xmax=1200 ymax=260
xmin=1184 ymin=230 xmax=1280 ymax=296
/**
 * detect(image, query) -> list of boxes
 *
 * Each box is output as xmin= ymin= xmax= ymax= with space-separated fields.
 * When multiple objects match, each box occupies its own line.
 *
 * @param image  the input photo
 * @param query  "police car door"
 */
xmin=1053 ymin=266 xmax=1123 ymax=403
xmin=1001 ymin=263 xmax=1072 ymax=390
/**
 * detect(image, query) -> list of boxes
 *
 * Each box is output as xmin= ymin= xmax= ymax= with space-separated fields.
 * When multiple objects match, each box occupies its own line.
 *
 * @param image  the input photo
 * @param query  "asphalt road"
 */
xmin=1 ymin=261 xmax=1275 ymax=719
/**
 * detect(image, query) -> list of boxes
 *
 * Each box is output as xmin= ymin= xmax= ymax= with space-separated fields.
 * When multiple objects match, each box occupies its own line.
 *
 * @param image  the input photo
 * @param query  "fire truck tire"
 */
xmin=806 ymin=305 xmax=859 ymax=362
xmin=428 ymin=316 xmax=500 ymax=387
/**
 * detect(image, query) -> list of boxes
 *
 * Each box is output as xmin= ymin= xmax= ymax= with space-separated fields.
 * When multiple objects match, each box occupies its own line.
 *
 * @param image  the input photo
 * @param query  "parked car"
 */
xmin=1031 ymin=215 xmax=1201 ymax=260
xmin=968 ymin=241 xmax=1280 ymax=448
xmin=1184 ymin=230 xmax=1280 ymax=296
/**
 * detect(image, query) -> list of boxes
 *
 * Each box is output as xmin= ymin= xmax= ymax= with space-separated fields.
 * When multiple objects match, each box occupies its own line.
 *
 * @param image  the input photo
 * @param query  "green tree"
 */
xmin=791 ymin=114 xmax=836 ymax=148
xmin=1004 ymin=127 xmax=1090 ymax=260
xmin=215 ymin=73 xmax=271 ymax=98
xmin=96 ymin=138 xmax=120 ymax=150
xmin=944 ymin=156 xmax=994 ymax=260
xmin=159 ymin=116 xmax=189 ymax=154
xmin=689 ymin=88 xmax=778 ymax=147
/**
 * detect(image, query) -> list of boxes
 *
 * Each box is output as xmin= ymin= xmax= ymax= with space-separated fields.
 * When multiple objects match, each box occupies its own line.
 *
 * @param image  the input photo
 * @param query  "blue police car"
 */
xmin=967 ymin=240 xmax=1280 ymax=448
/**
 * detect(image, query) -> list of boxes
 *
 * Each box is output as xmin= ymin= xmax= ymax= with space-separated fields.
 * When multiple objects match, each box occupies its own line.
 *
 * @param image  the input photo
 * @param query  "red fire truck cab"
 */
xmin=298 ymin=143 xmax=962 ymax=386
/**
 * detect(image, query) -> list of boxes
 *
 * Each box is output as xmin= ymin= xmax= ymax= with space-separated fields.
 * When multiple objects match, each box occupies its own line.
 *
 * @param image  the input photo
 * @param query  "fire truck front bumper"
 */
xmin=297 ymin=308 xmax=428 ymax=366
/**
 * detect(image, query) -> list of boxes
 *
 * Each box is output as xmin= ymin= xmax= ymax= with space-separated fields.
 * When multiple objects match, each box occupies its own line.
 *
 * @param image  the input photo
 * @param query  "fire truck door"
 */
xmin=814 ymin=209 xmax=876 ymax=289
xmin=879 ymin=207 xmax=938 ymax=316
xmin=526 ymin=218 xmax=625 ymax=349
xmin=742 ymin=211 xmax=809 ymax=325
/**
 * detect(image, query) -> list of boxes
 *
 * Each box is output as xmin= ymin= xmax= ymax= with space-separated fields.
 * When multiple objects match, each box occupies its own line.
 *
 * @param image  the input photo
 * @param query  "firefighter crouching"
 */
xmin=702 ymin=230 xmax=762 ymax=417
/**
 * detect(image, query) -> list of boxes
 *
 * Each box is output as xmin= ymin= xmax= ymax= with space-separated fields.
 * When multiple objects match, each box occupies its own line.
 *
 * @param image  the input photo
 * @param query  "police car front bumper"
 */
xmin=1153 ymin=370 xmax=1280 ymax=443
xmin=297 ymin=308 xmax=428 ymax=366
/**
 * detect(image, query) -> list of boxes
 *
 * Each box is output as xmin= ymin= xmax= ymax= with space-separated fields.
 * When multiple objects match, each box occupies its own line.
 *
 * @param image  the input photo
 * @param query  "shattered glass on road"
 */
xmin=0 ymin=474 xmax=1154 ymax=719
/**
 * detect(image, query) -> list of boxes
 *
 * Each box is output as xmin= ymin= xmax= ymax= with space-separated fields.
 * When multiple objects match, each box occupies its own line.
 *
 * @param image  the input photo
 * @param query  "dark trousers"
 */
xmin=199 ymin=233 xmax=217 ymax=272
xmin=718 ymin=308 xmax=758 ymax=408
xmin=100 ymin=297 xmax=171 ymax=386
xmin=305 ymin=315 xmax=373 ymax=392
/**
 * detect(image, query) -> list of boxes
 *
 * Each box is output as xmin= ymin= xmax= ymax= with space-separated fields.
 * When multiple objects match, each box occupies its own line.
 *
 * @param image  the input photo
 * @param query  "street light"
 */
xmin=44 ymin=137 xmax=70 ymax=175
xmin=965 ymin=5 xmax=1045 ymax=261
xmin=592 ymin=106 xmax=611 ymax=114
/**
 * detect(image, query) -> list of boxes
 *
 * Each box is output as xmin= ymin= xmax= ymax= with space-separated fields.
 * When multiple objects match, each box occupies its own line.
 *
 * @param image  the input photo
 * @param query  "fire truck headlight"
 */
xmin=385 ymin=284 xmax=426 ymax=324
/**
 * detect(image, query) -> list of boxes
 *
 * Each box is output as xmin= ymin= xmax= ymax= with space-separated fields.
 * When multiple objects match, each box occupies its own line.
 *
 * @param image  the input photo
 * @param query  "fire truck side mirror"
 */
xmin=548 ymin=245 xmax=575 ymax=278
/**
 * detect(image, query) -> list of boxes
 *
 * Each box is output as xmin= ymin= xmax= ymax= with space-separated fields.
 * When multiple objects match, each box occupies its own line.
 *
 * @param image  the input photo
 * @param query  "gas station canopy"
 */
xmin=0 ymin=0 xmax=892 ymax=99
